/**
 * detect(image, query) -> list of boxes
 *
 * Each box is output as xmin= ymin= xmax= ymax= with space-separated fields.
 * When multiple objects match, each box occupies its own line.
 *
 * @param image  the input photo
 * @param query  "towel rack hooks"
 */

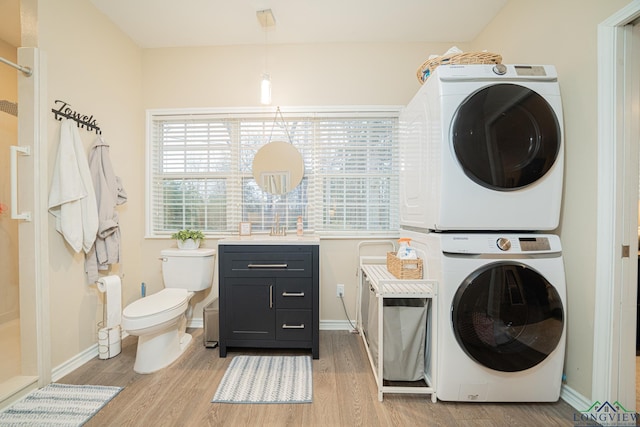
xmin=51 ymin=99 xmax=101 ymax=134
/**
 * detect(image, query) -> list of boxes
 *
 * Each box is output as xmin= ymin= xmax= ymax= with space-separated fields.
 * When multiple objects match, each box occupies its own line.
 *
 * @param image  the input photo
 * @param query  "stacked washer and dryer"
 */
xmin=399 ymin=64 xmax=566 ymax=402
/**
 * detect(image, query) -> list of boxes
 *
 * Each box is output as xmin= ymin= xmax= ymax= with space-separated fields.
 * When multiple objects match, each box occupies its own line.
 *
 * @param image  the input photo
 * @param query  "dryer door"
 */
xmin=451 ymin=83 xmax=561 ymax=191
xmin=451 ymin=261 xmax=564 ymax=372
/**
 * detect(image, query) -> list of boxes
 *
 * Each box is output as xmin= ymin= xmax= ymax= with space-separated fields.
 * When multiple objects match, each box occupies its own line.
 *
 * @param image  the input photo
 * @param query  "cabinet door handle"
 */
xmin=282 ymin=292 xmax=305 ymax=297
xmin=248 ymin=263 xmax=288 ymax=268
xmin=282 ymin=324 xmax=305 ymax=329
xmin=269 ymin=285 xmax=273 ymax=308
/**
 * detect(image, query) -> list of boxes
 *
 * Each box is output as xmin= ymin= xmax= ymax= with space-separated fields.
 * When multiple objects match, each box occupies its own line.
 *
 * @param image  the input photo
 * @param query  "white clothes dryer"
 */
xmin=399 ymin=64 xmax=564 ymax=231
xmin=406 ymin=231 xmax=566 ymax=402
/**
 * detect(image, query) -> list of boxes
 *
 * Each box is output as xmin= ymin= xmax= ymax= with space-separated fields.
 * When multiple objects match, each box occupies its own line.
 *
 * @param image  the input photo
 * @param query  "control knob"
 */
xmin=496 ymin=238 xmax=511 ymax=251
xmin=493 ymin=64 xmax=507 ymax=75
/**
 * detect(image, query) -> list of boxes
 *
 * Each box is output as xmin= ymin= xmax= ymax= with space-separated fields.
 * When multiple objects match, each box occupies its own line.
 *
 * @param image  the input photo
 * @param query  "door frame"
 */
xmin=594 ymin=0 xmax=640 ymax=410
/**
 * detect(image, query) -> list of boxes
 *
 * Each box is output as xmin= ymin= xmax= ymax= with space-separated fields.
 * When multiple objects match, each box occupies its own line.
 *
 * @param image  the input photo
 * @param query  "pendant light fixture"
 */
xmin=261 ymin=72 xmax=271 ymax=105
xmin=257 ymin=9 xmax=275 ymax=105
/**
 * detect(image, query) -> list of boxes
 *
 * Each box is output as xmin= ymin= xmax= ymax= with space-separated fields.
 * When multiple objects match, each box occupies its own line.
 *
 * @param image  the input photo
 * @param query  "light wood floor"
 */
xmin=58 ymin=329 xmax=580 ymax=426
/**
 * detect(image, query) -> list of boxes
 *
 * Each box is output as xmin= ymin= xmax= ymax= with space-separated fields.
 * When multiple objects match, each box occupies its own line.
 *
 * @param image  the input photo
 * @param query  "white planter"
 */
xmin=177 ymin=238 xmax=200 ymax=250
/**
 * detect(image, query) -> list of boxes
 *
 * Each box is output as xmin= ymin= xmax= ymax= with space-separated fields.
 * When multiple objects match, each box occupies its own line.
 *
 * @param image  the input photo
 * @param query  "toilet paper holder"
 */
xmin=97 ymin=322 xmax=122 ymax=360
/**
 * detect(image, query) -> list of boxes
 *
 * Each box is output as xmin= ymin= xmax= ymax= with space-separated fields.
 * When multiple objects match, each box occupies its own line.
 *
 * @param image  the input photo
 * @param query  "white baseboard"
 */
xmin=52 ymin=344 xmax=99 ymax=382
xmin=188 ymin=318 xmax=203 ymax=329
xmin=560 ymin=383 xmax=590 ymax=412
xmin=320 ymin=320 xmax=356 ymax=331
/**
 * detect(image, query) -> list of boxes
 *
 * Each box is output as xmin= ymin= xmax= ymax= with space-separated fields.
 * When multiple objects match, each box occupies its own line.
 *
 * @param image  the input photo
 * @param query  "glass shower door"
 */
xmin=0 ymin=100 xmax=21 ymax=385
xmin=0 ymin=47 xmax=43 ymax=408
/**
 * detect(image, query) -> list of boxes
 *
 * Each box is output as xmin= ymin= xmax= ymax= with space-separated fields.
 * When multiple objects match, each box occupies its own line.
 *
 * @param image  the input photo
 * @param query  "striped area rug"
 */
xmin=0 ymin=383 xmax=122 ymax=426
xmin=212 ymin=355 xmax=312 ymax=404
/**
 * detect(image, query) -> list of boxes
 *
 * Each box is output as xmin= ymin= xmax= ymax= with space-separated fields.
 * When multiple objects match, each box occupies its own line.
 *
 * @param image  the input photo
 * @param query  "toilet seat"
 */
xmin=122 ymin=288 xmax=190 ymax=331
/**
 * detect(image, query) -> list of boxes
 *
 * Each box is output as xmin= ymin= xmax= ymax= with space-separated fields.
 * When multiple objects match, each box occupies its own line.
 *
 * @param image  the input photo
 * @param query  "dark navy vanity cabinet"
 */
xmin=218 ymin=242 xmax=320 ymax=359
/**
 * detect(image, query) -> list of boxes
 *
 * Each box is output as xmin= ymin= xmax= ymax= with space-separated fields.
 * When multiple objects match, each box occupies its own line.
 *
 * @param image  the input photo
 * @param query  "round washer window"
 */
xmin=452 ymin=261 xmax=564 ymax=372
xmin=452 ymin=84 xmax=561 ymax=191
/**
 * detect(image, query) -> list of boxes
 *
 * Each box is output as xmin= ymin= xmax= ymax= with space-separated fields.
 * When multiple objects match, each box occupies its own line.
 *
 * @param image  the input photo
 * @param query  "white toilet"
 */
xmin=122 ymin=247 xmax=216 ymax=374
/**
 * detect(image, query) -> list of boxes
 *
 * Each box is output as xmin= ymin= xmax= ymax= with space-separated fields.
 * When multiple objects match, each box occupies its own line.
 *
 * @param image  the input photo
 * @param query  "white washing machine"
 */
xmin=405 ymin=230 xmax=566 ymax=402
xmin=399 ymin=64 xmax=564 ymax=231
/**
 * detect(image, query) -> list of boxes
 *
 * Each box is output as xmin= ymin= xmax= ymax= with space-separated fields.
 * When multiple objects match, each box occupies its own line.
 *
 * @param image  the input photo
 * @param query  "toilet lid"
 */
xmin=161 ymin=248 xmax=216 ymax=257
xmin=123 ymin=288 xmax=188 ymax=318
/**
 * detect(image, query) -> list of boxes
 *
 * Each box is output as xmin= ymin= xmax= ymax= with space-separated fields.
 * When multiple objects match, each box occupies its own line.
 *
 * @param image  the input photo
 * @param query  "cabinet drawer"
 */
xmin=276 ymin=279 xmax=312 ymax=309
xmin=276 ymin=310 xmax=312 ymax=341
xmin=221 ymin=249 xmax=312 ymax=278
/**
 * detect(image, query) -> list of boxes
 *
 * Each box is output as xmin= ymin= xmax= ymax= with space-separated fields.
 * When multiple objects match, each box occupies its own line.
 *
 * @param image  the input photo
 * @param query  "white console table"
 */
xmin=358 ymin=257 xmax=438 ymax=402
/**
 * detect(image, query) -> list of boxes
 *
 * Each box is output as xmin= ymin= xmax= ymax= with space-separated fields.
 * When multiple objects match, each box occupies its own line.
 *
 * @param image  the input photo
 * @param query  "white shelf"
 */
xmin=358 ymin=257 xmax=438 ymax=402
xmin=361 ymin=264 xmax=436 ymax=298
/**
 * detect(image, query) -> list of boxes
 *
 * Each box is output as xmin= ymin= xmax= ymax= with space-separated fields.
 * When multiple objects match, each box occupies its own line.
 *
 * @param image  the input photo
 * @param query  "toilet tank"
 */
xmin=160 ymin=248 xmax=216 ymax=291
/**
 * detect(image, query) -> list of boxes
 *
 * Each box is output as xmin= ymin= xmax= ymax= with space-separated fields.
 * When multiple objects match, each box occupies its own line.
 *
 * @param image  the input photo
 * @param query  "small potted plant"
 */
xmin=171 ymin=229 xmax=205 ymax=250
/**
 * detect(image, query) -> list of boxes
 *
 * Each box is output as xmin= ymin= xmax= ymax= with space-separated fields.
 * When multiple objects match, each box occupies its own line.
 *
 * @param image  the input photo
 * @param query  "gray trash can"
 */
xmin=368 ymin=295 xmax=428 ymax=381
xmin=203 ymin=299 xmax=219 ymax=348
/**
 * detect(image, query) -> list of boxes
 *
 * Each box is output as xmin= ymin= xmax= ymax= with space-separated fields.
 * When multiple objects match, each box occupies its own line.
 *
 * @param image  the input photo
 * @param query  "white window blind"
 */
xmin=147 ymin=108 xmax=399 ymax=237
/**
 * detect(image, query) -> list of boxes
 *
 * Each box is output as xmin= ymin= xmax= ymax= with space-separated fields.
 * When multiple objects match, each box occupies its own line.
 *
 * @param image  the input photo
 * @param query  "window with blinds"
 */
xmin=147 ymin=108 xmax=399 ymax=237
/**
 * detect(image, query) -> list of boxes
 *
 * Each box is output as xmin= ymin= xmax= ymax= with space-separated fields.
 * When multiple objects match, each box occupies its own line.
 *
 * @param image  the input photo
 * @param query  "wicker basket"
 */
xmin=416 ymin=51 xmax=503 ymax=84
xmin=386 ymin=252 xmax=423 ymax=280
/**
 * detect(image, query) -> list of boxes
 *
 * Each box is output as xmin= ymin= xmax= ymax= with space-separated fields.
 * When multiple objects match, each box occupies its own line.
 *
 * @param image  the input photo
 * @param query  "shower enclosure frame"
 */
xmin=0 ymin=47 xmax=50 ymax=408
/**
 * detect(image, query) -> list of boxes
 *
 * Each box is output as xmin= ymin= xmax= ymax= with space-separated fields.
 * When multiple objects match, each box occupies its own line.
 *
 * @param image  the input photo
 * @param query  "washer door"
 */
xmin=452 ymin=261 xmax=564 ymax=372
xmin=452 ymin=83 xmax=561 ymax=191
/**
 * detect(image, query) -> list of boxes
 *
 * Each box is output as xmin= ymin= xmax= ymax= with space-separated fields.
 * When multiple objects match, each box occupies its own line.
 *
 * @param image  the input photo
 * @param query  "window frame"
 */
xmin=145 ymin=106 xmax=401 ymax=239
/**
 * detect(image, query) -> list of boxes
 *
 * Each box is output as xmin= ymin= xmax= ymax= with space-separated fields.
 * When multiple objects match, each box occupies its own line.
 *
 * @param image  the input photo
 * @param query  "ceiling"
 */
xmin=0 ymin=1 xmax=508 ymax=50
xmin=89 ymin=0 xmax=508 ymax=48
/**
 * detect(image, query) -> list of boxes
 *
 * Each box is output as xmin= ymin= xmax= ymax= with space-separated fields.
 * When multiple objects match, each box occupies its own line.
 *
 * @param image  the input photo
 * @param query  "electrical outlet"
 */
xmin=336 ymin=284 xmax=345 ymax=298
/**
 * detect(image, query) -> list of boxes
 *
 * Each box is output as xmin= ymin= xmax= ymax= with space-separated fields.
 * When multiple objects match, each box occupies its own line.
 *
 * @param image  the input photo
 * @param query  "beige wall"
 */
xmin=0 ymin=39 xmax=19 ymax=324
xmin=141 ymin=42 xmax=464 ymax=321
xmin=142 ymin=42 xmax=465 ymax=108
xmin=36 ymin=0 xmax=453 ymax=369
xmin=471 ymin=0 xmax=630 ymax=399
xmin=38 ymin=0 xmax=142 ymax=368
xmin=34 ymin=0 xmax=634 ymax=402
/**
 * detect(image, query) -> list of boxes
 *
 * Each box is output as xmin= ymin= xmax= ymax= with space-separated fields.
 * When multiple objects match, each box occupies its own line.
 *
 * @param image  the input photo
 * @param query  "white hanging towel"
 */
xmin=48 ymin=119 xmax=99 ymax=253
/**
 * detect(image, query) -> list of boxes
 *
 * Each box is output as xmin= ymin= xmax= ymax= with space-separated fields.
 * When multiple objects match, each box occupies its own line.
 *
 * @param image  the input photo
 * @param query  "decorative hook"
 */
xmin=51 ymin=99 xmax=101 ymax=135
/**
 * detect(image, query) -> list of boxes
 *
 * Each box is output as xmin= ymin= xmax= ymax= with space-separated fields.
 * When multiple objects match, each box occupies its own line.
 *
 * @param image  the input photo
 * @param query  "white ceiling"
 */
xmin=88 ymin=0 xmax=508 ymax=48
xmin=0 ymin=1 xmax=508 ymax=50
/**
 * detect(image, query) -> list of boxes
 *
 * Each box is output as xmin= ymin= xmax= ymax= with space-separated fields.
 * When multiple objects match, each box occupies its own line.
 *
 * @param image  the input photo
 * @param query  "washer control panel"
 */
xmin=518 ymin=236 xmax=551 ymax=251
xmin=439 ymin=234 xmax=560 ymax=255
xmin=495 ymin=237 xmax=551 ymax=251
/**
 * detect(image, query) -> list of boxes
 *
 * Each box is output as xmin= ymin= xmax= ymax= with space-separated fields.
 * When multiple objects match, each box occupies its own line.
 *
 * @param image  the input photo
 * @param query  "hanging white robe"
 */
xmin=48 ymin=119 xmax=99 ymax=253
xmin=85 ymin=136 xmax=127 ymax=283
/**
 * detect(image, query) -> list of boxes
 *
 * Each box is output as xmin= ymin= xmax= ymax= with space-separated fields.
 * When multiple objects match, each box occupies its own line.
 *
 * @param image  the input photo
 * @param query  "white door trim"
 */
xmin=594 ymin=0 xmax=640 ymax=409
